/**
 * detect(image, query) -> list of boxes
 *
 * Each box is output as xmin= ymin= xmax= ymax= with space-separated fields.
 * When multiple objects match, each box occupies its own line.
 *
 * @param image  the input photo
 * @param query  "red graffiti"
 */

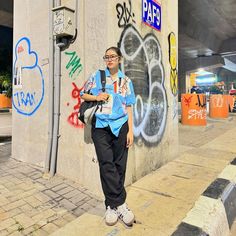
xmin=71 ymin=82 xmax=83 ymax=110
xmin=183 ymin=96 xmax=192 ymax=107
xmin=67 ymin=82 xmax=84 ymax=128
xmin=18 ymin=45 xmax=24 ymax=53
xmin=67 ymin=111 xmax=84 ymax=128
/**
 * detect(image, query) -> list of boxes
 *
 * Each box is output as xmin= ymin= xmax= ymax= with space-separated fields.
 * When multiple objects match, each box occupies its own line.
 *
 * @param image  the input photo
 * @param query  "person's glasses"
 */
xmin=103 ymin=55 xmax=119 ymax=61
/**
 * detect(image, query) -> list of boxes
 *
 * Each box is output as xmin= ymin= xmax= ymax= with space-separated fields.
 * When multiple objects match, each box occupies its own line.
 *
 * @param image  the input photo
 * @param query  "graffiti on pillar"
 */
xmin=168 ymin=32 xmax=178 ymax=119
xmin=13 ymin=37 xmax=45 ymax=116
xmin=168 ymin=32 xmax=178 ymax=96
xmin=212 ymin=95 xmax=224 ymax=108
xmin=65 ymin=51 xmax=83 ymax=80
xmin=67 ymin=82 xmax=84 ymax=129
xmin=183 ymin=95 xmax=192 ymax=108
xmin=119 ymin=24 xmax=167 ymax=145
xmin=196 ymin=94 xmax=206 ymax=108
xmin=183 ymin=94 xmax=206 ymax=120
xmin=116 ymin=0 xmax=136 ymax=28
xmin=64 ymin=51 xmax=84 ymax=128
xmin=188 ymin=95 xmax=206 ymax=119
xmin=188 ymin=109 xmax=206 ymax=120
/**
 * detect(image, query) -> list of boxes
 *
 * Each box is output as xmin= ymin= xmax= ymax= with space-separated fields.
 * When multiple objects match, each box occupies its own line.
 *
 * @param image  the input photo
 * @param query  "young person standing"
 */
xmin=80 ymin=47 xmax=136 ymax=226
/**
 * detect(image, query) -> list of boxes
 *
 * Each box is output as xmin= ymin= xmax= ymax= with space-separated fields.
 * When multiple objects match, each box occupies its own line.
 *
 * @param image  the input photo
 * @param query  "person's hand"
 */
xmin=126 ymin=131 xmax=134 ymax=148
xmin=96 ymin=93 xmax=109 ymax=102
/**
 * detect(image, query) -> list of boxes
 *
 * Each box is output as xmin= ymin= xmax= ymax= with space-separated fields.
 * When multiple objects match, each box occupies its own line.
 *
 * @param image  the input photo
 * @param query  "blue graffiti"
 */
xmin=13 ymin=37 xmax=44 ymax=116
xmin=14 ymin=92 xmax=36 ymax=107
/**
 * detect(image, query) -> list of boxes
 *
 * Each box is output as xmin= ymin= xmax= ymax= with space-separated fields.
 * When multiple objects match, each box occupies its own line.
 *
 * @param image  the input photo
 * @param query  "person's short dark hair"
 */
xmin=105 ymin=47 xmax=123 ymax=57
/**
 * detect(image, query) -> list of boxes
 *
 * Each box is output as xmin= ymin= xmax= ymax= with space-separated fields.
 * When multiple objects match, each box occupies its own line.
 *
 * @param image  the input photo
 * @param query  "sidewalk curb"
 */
xmin=0 ymin=108 xmax=11 ymax=113
xmin=0 ymin=135 xmax=12 ymax=143
xmin=172 ymin=157 xmax=236 ymax=236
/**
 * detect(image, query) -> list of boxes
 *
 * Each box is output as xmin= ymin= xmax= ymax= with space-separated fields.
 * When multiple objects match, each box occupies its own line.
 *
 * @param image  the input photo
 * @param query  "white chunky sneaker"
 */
xmin=117 ymin=203 xmax=135 ymax=226
xmin=105 ymin=206 xmax=118 ymax=226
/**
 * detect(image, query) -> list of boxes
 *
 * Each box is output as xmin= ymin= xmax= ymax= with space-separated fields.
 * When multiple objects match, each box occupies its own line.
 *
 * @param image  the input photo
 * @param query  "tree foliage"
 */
xmin=0 ymin=71 xmax=12 ymax=98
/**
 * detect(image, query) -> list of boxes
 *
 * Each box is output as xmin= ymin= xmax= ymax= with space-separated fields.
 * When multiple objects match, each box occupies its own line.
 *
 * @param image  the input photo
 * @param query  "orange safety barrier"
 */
xmin=227 ymin=95 xmax=235 ymax=112
xmin=209 ymin=94 xmax=229 ymax=118
xmin=0 ymin=94 xmax=12 ymax=108
xmin=181 ymin=93 xmax=207 ymax=126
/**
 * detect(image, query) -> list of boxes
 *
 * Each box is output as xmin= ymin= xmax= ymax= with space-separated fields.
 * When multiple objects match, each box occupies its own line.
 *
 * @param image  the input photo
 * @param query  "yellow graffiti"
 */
xmin=168 ymin=32 xmax=178 ymax=96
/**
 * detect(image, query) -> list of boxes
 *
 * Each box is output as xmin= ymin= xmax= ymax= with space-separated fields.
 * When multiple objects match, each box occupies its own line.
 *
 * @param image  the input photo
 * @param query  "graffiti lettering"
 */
xmin=168 ymin=32 xmax=178 ymax=96
xmin=65 ymin=51 xmax=83 ymax=80
xmin=13 ymin=37 xmax=44 ymax=116
xmin=196 ymin=94 xmax=206 ymax=108
xmin=67 ymin=82 xmax=84 ymax=128
xmin=183 ymin=96 xmax=192 ymax=108
xmin=68 ymin=111 xmax=83 ymax=128
xmin=116 ymin=0 xmax=136 ymax=28
xmin=212 ymin=95 xmax=223 ymax=108
xmin=14 ymin=91 xmax=36 ymax=107
xmin=119 ymin=25 xmax=167 ymax=145
xmin=188 ymin=109 xmax=206 ymax=120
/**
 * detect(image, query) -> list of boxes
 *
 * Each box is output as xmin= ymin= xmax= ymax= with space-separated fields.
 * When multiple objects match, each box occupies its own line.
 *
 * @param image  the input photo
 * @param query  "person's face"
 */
xmin=103 ymin=49 xmax=121 ymax=70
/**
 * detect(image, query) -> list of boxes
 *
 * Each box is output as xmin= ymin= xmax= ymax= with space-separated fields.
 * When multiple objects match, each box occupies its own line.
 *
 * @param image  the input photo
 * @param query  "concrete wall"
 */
xmin=13 ymin=0 xmax=178 ymax=198
xmin=12 ymin=0 xmax=49 ymax=166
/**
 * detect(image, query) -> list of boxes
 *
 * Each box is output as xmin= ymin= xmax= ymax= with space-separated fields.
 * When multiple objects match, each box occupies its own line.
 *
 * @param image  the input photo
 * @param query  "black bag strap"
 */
xmin=99 ymin=70 xmax=106 ymax=92
xmin=119 ymin=77 xmax=122 ymax=87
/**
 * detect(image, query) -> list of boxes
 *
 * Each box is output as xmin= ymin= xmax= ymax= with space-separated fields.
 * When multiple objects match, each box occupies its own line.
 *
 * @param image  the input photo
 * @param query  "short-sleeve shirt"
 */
xmin=80 ymin=68 xmax=136 ymax=137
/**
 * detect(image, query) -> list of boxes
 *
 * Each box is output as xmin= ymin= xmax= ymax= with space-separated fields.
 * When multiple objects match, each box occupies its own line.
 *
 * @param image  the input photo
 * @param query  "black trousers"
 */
xmin=92 ymin=122 xmax=129 ymax=208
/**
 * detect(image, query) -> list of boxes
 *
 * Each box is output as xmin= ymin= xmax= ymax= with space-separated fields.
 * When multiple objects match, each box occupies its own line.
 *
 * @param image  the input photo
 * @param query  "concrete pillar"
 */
xmin=13 ymin=0 xmax=178 ymax=197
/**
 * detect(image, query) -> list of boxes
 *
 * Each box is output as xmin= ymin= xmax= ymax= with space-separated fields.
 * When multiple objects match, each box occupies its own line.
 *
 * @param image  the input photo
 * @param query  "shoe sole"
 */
xmin=118 ymin=218 xmax=134 ymax=228
xmin=105 ymin=219 xmax=118 ymax=226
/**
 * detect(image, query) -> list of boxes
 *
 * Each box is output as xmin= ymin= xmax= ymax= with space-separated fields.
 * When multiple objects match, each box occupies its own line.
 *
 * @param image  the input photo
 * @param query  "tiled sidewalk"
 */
xmin=0 ymin=143 xmax=102 ymax=236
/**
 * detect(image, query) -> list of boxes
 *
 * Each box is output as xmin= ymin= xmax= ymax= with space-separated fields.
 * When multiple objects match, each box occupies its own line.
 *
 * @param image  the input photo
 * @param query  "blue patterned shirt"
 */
xmin=80 ymin=68 xmax=136 ymax=136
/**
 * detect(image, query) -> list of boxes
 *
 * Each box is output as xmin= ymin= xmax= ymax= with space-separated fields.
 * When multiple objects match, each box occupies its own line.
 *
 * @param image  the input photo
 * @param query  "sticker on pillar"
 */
xmin=142 ymin=0 xmax=161 ymax=31
xmin=13 ymin=37 xmax=45 ymax=116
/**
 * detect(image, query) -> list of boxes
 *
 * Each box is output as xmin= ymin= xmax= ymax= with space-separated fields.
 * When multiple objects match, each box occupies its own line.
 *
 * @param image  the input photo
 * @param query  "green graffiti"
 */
xmin=65 ymin=51 xmax=83 ymax=79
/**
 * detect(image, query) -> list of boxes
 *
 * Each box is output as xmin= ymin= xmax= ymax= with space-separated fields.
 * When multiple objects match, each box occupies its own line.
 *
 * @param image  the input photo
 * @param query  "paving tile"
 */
xmin=0 ymin=196 xmax=10 ymax=207
xmin=43 ymin=190 xmax=60 ymax=199
xmin=56 ymin=186 xmax=74 ymax=195
xmin=32 ymin=209 xmax=56 ymax=222
xmin=24 ymin=196 xmax=42 ymax=208
xmin=59 ymin=199 xmax=77 ymax=211
xmin=9 ymin=231 xmax=24 ymax=236
xmin=0 ymin=207 xmax=22 ymax=221
xmin=33 ymin=192 xmax=51 ymax=203
xmin=2 ymin=200 xmax=26 ymax=211
xmin=62 ymin=213 xmax=77 ymax=222
xmin=29 ymin=228 xmax=48 ymax=236
xmin=0 ymin=218 xmax=15 ymax=231
xmin=52 ymin=217 xmax=68 ymax=227
xmin=6 ymin=223 xmax=20 ymax=234
xmin=21 ymin=225 xmax=40 ymax=235
xmin=70 ymin=193 xmax=88 ymax=205
xmin=13 ymin=213 xmax=36 ymax=229
xmin=87 ymin=198 xmax=102 ymax=207
xmin=52 ymin=184 xmax=69 ymax=192
xmin=73 ymin=207 xmax=85 ymax=217
xmin=80 ymin=202 xmax=92 ymax=212
xmin=60 ymin=189 xmax=81 ymax=199
xmin=41 ymin=223 xmax=59 ymax=234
